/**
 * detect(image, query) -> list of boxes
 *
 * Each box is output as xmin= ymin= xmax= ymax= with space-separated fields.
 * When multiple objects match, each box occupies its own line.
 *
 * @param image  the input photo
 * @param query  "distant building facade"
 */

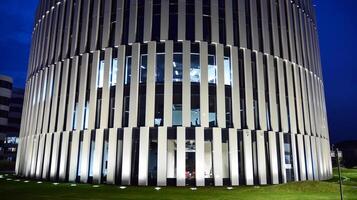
xmin=16 ymin=0 xmax=332 ymax=186
xmin=0 ymin=75 xmax=24 ymax=162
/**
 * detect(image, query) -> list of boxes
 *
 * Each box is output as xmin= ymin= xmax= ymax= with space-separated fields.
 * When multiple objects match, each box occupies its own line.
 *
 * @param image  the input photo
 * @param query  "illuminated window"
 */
xmin=97 ymin=60 xmax=105 ymax=88
xmin=173 ymin=53 xmax=183 ymax=82
xmin=190 ymin=54 xmax=200 ymax=82
xmin=110 ymin=58 xmax=118 ymax=86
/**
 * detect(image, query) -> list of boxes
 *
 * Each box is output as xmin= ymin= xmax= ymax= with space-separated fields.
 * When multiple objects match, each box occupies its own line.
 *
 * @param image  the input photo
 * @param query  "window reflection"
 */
xmin=110 ymin=58 xmax=118 ymax=86
xmin=190 ymin=54 xmax=200 ymax=82
xmin=97 ymin=60 xmax=105 ymax=88
xmin=208 ymin=55 xmax=216 ymax=83
xmin=156 ymin=54 xmax=165 ymax=82
xmin=173 ymin=53 xmax=183 ymax=82
xmin=140 ymin=55 xmax=147 ymax=83
xmin=224 ymin=57 xmax=232 ymax=85
xmin=124 ymin=57 xmax=132 ymax=85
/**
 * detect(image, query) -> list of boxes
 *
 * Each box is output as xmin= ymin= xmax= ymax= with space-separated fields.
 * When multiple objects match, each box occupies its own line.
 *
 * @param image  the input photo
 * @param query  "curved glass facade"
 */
xmin=16 ymin=0 xmax=332 ymax=187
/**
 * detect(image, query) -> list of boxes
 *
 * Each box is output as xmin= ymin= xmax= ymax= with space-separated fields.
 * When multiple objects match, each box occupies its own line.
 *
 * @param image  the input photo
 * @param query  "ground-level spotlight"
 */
xmin=37 ymin=181 xmax=42 ymax=184
xmin=119 ymin=186 xmax=126 ymax=189
xmin=6 ymin=178 xmax=12 ymax=181
xmin=53 ymin=182 xmax=59 ymax=185
xmin=190 ymin=187 xmax=197 ymax=191
xmin=227 ymin=187 xmax=233 ymax=190
xmin=14 ymin=179 xmax=20 ymax=182
xmin=92 ymin=185 xmax=100 ymax=188
xmin=154 ymin=187 xmax=161 ymax=191
xmin=24 ymin=180 xmax=29 ymax=183
xmin=70 ymin=184 xmax=77 ymax=187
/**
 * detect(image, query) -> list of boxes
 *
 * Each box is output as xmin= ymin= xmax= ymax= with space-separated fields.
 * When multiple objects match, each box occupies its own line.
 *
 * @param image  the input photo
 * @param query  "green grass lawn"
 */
xmin=0 ymin=169 xmax=356 ymax=200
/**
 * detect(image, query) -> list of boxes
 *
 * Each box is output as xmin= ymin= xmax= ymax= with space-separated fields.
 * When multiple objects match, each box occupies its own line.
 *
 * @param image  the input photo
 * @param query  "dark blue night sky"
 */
xmin=0 ymin=0 xmax=355 ymax=143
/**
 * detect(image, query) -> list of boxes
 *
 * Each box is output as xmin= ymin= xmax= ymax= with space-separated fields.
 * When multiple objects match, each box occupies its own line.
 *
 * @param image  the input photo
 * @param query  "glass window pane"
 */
xmin=191 ymin=108 xmax=200 ymax=126
xmin=156 ymin=54 xmax=165 ymax=82
xmin=110 ymin=58 xmax=118 ymax=86
xmin=97 ymin=60 xmax=105 ymax=88
xmin=173 ymin=53 xmax=183 ymax=82
xmin=190 ymin=54 xmax=200 ymax=82
xmin=224 ymin=57 xmax=232 ymax=85
xmin=208 ymin=55 xmax=216 ymax=83
xmin=125 ymin=57 xmax=132 ymax=85
xmin=140 ymin=55 xmax=148 ymax=83
xmin=172 ymin=105 xmax=182 ymax=126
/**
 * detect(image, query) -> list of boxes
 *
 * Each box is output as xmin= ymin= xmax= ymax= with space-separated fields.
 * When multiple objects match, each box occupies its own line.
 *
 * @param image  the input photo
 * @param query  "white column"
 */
xmin=244 ymin=50 xmax=255 ymax=129
xmin=304 ymin=135 xmax=313 ymax=180
xmin=290 ymin=134 xmax=299 ymax=181
xmin=160 ymin=0 xmax=169 ymax=41
xmin=212 ymin=128 xmax=223 ymax=186
xmin=177 ymin=0 xmax=186 ymax=41
xmin=59 ymin=131 xmax=70 ymax=181
xmin=216 ymin=44 xmax=226 ymax=128
xmin=297 ymin=134 xmax=306 ymax=181
xmin=163 ymin=41 xmax=173 ymax=126
xmin=88 ymin=51 xmax=100 ymax=130
xmin=68 ymin=130 xmax=80 ymax=182
xmin=145 ymin=42 xmax=156 ymax=127
xmin=121 ymin=127 xmax=133 ymax=185
xmin=30 ymin=135 xmax=39 ymax=177
xmin=143 ymin=0 xmax=153 ymax=42
xmin=101 ymin=0 xmax=112 ymax=48
xmin=195 ymin=127 xmax=205 ymax=186
xmin=65 ymin=57 xmax=79 ymax=131
xmin=286 ymin=62 xmax=297 ymax=134
xmin=114 ymin=0 xmax=124 ymax=46
xmin=210 ymin=0 xmax=219 ymax=43
xmin=128 ymin=44 xmax=140 ymax=127
xmin=176 ymin=127 xmax=186 ymax=186
xmin=50 ymin=132 xmax=61 ymax=180
xmin=75 ymin=54 xmax=89 ymax=130
xmin=195 ymin=0 xmax=203 ymax=41
xmin=256 ymin=130 xmax=267 ymax=185
xmin=267 ymin=55 xmax=279 ymax=131
xmin=42 ymin=133 xmax=53 ymax=179
xmin=107 ymin=128 xmax=118 ymax=184
xmin=182 ymin=41 xmax=191 ymax=127
xmin=128 ymin=0 xmax=138 ymax=44
xmin=100 ymin=48 xmax=112 ymax=128
xmin=229 ymin=129 xmax=239 ymax=186
xmin=138 ymin=127 xmax=150 ymax=186
xmin=80 ymin=130 xmax=91 ymax=183
xmin=231 ymin=47 xmax=241 ymax=128
xmin=278 ymin=132 xmax=287 ymax=183
xmin=225 ymin=0 xmax=234 ymax=46
xmin=238 ymin=0 xmax=247 ymax=48
xmin=157 ymin=127 xmax=167 ymax=186
xmin=243 ymin=129 xmax=254 ymax=185
xmin=200 ymin=42 xmax=209 ymax=127
xmin=114 ymin=46 xmax=126 ymax=127
xmin=268 ymin=131 xmax=279 ymax=184
xmin=310 ymin=136 xmax=319 ymax=180
xmin=256 ymin=53 xmax=267 ymax=130
xmin=56 ymin=59 xmax=70 ymax=132
xmin=93 ymin=129 xmax=105 ymax=183
xmin=35 ymin=134 xmax=45 ymax=178
xmin=277 ymin=59 xmax=289 ymax=132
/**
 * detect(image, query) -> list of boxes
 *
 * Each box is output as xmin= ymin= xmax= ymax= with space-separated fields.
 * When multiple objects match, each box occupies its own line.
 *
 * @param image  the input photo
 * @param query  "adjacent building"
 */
xmin=0 ymin=75 xmax=24 ymax=162
xmin=16 ymin=0 xmax=332 ymax=186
